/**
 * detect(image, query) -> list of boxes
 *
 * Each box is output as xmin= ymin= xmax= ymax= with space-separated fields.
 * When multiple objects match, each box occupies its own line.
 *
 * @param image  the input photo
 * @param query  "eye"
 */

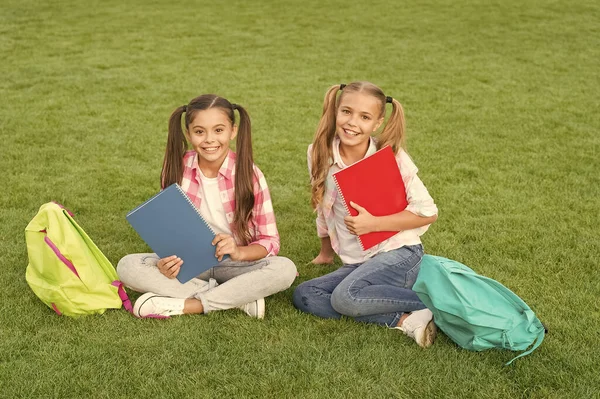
xmin=342 ymin=109 xmax=350 ymax=114
xmin=362 ymin=115 xmax=371 ymax=120
xmin=195 ymin=130 xmax=204 ymax=135
xmin=216 ymin=128 xmax=224 ymax=133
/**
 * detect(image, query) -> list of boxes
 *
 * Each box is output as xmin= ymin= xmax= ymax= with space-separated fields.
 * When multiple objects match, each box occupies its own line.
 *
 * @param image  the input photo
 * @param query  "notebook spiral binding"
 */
xmin=175 ymin=183 xmax=218 ymax=236
xmin=332 ymin=175 xmax=366 ymax=251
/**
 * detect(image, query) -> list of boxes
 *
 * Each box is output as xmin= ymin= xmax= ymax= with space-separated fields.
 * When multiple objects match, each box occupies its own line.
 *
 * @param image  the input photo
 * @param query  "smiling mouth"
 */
xmin=343 ymin=128 xmax=360 ymax=137
xmin=202 ymin=146 xmax=220 ymax=153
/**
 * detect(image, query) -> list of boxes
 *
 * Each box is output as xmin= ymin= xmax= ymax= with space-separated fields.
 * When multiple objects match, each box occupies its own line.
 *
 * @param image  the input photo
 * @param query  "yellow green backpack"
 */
xmin=25 ymin=202 xmax=132 ymax=317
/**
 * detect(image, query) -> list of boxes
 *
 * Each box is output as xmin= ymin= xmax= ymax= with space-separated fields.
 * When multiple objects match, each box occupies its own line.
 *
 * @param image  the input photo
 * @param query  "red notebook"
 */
xmin=332 ymin=145 xmax=408 ymax=251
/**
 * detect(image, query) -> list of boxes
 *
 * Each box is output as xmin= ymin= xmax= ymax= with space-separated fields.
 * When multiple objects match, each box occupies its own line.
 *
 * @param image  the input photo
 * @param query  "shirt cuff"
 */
xmin=406 ymin=203 xmax=438 ymax=218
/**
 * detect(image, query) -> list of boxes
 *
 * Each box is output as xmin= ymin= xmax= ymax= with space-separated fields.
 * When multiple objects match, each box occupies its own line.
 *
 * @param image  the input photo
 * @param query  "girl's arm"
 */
xmin=307 ymin=144 xmax=335 ymax=264
xmin=312 ymin=236 xmax=335 ymax=264
xmin=344 ymin=202 xmax=437 ymax=236
xmin=213 ymin=234 xmax=268 ymax=262
xmin=344 ymin=152 xmax=438 ymax=236
xmin=213 ymin=168 xmax=279 ymax=263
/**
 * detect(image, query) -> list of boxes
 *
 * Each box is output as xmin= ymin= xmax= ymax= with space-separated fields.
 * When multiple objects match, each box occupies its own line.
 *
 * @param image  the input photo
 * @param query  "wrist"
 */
xmin=230 ymin=247 xmax=244 ymax=261
xmin=372 ymin=216 xmax=381 ymax=233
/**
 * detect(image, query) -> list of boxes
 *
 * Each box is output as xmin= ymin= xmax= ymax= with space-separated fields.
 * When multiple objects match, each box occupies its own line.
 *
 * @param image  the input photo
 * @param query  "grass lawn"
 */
xmin=1 ymin=0 xmax=599 ymax=397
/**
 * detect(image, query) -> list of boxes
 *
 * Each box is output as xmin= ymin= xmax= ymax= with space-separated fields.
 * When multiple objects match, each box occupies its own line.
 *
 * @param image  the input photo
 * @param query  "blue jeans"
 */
xmin=293 ymin=245 xmax=426 ymax=326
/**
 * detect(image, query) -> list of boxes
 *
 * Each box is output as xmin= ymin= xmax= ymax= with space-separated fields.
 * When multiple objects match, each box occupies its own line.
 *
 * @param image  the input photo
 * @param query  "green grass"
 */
xmin=1 ymin=0 xmax=599 ymax=397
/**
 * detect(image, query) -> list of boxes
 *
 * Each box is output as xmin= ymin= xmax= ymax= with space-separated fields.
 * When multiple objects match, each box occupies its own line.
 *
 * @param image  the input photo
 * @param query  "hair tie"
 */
xmin=232 ymin=103 xmax=238 ymax=110
xmin=340 ymin=84 xmax=346 ymax=90
xmin=182 ymin=105 xmax=187 ymax=112
xmin=385 ymin=96 xmax=393 ymax=104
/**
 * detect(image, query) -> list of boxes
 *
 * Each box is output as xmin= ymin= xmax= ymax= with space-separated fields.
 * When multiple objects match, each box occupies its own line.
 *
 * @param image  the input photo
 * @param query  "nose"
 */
xmin=204 ymin=131 xmax=217 ymax=142
xmin=348 ymin=114 xmax=359 ymax=127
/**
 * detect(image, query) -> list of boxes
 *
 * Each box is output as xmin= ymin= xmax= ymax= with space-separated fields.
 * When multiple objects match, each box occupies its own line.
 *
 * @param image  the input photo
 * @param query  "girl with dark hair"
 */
xmin=118 ymin=94 xmax=297 ymax=318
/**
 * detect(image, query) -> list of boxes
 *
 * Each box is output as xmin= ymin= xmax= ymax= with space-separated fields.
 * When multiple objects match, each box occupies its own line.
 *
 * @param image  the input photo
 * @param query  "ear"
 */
xmin=231 ymin=124 xmax=238 ymax=141
xmin=374 ymin=117 xmax=384 ymax=132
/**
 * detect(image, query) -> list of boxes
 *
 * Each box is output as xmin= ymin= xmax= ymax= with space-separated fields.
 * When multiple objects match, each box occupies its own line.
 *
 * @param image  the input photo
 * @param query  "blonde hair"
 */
xmin=309 ymin=81 xmax=406 ymax=209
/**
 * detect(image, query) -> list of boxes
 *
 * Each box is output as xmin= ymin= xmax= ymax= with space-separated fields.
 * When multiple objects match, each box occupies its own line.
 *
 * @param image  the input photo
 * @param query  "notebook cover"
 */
xmin=126 ymin=183 xmax=227 ymax=284
xmin=332 ymin=145 xmax=408 ymax=250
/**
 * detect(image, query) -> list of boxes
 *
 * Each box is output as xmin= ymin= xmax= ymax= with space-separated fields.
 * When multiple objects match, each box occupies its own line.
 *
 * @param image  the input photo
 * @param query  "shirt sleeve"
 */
xmin=307 ymin=145 xmax=329 ymax=238
xmin=248 ymin=167 xmax=280 ymax=256
xmin=398 ymin=151 xmax=438 ymax=234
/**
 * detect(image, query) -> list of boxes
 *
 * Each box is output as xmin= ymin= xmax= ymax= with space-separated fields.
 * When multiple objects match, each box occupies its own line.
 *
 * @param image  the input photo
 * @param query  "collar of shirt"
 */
xmin=331 ymin=136 xmax=378 ymax=168
xmin=190 ymin=149 xmax=236 ymax=182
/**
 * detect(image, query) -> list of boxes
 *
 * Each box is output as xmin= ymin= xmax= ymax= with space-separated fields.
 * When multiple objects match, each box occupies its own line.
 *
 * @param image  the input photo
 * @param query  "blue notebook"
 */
xmin=126 ymin=183 xmax=227 ymax=284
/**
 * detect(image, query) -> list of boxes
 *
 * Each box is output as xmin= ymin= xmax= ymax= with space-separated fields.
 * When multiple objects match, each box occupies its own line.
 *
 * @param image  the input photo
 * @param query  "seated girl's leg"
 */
xmin=195 ymin=256 xmax=297 ymax=313
xmin=292 ymin=265 xmax=356 ymax=319
xmin=117 ymin=253 xmax=215 ymax=299
xmin=329 ymin=244 xmax=426 ymax=326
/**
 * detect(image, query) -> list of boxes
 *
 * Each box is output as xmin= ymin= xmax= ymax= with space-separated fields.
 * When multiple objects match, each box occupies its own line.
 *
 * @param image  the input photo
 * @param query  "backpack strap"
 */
xmin=111 ymin=281 xmax=133 ymax=314
xmin=110 ymin=281 xmax=170 ymax=319
xmin=41 ymin=231 xmax=80 ymax=278
xmin=505 ymin=328 xmax=545 ymax=366
xmin=52 ymin=201 xmax=74 ymax=217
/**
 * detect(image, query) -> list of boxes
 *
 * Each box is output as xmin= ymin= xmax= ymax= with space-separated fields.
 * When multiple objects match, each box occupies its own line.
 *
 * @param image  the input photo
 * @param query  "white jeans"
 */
xmin=117 ymin=253 xmax=297 ymax=313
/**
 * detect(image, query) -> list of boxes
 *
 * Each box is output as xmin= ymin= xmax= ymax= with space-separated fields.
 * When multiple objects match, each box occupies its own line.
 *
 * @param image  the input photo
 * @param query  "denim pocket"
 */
xmin=404 ymin=258 xmax=422 ymax=289
xmin=398 ymin=245 xmax=423 ymax=288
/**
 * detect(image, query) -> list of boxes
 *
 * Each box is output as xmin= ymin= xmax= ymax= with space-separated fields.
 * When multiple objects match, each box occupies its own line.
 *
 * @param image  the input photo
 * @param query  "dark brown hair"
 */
xmin=161 ymin=94 xmax=255 ymax=245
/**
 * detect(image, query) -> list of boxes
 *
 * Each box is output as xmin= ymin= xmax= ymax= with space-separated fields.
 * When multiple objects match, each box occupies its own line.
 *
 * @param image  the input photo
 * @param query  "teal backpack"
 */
xmin=25 ymin=202 xmax=132 ymax=317
xmin=413 ymin=255 xmax=545 ymax=365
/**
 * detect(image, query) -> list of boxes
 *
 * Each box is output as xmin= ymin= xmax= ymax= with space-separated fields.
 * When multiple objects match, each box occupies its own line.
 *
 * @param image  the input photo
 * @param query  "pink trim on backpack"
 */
xmin=111 ymin=281 xmax=133 ymax=313
xmin=51 ymin=303 xmax=62 ymax=315
xmin=109 ymin=281 xmax=168 ymax=318
xmin=52 ymin=201 xmax=75 ymax=217
xmin=43 ymin=235 xmax=80 ymax=279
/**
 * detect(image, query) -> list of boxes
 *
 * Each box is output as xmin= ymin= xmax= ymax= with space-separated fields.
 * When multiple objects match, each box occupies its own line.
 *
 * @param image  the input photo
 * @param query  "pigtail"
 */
xmin=232 ymin=104 xmax=254 ymax=246
xmin=378 ymin=98 xmax=406 ymax=154
xmin=310 ymin=85 xmax=341 ymax=209
xmin=161 ymin=105 xmax=188 ymax=189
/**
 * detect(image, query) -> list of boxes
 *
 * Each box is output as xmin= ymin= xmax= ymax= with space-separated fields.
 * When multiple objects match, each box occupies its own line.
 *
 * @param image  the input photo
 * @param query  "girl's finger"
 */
xmin=216 ymin=244 xmax=230 ymax=257
xmin=168 ymin=263 xmax=180 ymax=278
xmin=212 ymin=233 xmax=230 ymax=246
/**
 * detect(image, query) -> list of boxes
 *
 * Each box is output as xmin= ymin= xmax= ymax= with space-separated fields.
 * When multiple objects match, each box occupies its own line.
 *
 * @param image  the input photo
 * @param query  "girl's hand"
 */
xmin=157 ymin=255 xmax=182 ymax=279
xmin=344 ymin=201 xmax=378 ymax=236
xmin=311 ymin=252 xmax=334 ymax=265
xmin=311 ymin=236 xmax=335 ymax=264
xmin=212 ymin=233 xmax=241 ymax=261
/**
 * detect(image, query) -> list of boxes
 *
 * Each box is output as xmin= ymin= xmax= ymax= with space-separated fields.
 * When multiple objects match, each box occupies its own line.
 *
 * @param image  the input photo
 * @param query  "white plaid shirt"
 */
xmin=308 ymin=137 xmax=438 ymax=264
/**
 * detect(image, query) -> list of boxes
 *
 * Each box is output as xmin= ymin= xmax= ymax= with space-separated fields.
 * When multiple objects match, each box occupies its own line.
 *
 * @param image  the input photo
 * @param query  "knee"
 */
xmin=292 ymin=281 xmax=313 ymax=312
xmin=330 ymin=284 xmax=361 ymax=318
xmin=270 ymin=257 xmax=298 ymax=289
xmin=116 ymin=254 xmax=147 ymax=284
xmin=116 ymin=255 xmax=134 ymax=279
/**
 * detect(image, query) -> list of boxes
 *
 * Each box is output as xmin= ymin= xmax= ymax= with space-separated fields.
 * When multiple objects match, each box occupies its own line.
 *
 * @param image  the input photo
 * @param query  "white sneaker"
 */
xmin=239 ymin=298 xmax=265 ymax=319
xmin=133 ymin=292 xmax=185 ymax=318
xmin=395 ymin=308 xmax=437 ymax=348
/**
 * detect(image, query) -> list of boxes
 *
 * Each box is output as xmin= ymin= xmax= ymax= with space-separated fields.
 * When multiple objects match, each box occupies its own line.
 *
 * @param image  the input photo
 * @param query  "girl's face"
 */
xmin=336 ymin=91 xmax=384 ymax=152
xmin=185 ymin=108 xmax=237 ymax=167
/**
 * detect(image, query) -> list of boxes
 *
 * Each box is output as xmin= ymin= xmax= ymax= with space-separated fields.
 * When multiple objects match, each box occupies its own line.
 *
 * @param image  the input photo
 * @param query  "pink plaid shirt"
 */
xmin=179 ymin=150 xmax=280 ymax=256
